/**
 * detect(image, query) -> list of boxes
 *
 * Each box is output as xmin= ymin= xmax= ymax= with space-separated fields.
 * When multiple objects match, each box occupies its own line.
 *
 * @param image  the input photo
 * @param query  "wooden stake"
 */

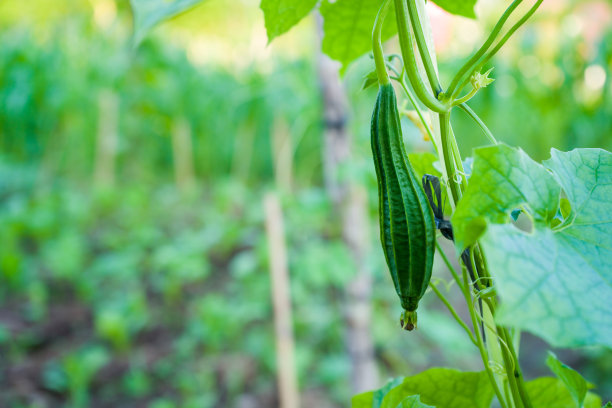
xmin=271 ymin=117 xmax=293 ymax=192
xmin=315 ymin=12 xmax=379 ymax=393
xmin=264 ymin=193 xmax=299 ymax=408
xmin=171 ymin=116 xmax=196 ymax=192
xmin=94 ymin=90 xmax=118 ymax=188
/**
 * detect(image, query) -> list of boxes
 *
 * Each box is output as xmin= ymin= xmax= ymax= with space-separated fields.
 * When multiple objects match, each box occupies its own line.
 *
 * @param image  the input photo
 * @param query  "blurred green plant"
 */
xmin=1 ymin=0 xmax=611 ymax=407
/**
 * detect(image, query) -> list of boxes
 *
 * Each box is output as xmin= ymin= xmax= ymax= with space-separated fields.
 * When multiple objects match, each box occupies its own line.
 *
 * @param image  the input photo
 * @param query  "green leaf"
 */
xmin=395 ymin=396 xmax=435 ymax=408
xmin=320 ymin=0 xmax=396 ymax=71
xmin=260 ymin=0 xmax=318 ymax=42
xmin=352 ymin=377 xmax=404 ymax=408
xmin=430 ymin=0 xmax=477 ymax=19
xmin=546 ymin=352 xmax=588 ymax=408
xmin=408 ymin=152 xmax=441 ymax=179
xmin=129 ymin=0 xmax=206 ymax=45
xmin=603 ymin=402 xmax=612 ymax=407
xmin=526 ymin=377 xmax=602 ymax=408
xmin=408 ymin=152 xmax=451 ymax=215
xmin=470 ymin=148 xmax=612 ymax=348
xmin=452 ymin=144 xmax=560 ymax=251
xmin=363 ymin=69 xmax=380 ymax=90
xmin=380 ymin=368 xmax=494 ymax=408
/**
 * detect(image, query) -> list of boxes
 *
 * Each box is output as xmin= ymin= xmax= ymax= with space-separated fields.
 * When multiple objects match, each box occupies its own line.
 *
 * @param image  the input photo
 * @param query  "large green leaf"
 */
xmin=454 ymin=146 xmax=612 ymax=348
xmin=260 ymin=0 xmax=318 ymax=42
xmin=395 ymin=396 xmax=435 ymax=408
xmin=430 ymin=0 xmax=477 ymax=19
xmin=452 ymin=144 xmax=560 ymax=251
xmin=526 ymin=377 xmax=601 ymax=408
xmin=320 ymin=0 xmax=396 ymax=71
xmin=380 ymin=368 xmax=494 ymax=408
xmin=546 ymin=352 xmax=588 ymax=408
xmin=352 ymin=377 xmax=404 ymax=408
xmin=130 ymin=0 xmax=206 ymax=45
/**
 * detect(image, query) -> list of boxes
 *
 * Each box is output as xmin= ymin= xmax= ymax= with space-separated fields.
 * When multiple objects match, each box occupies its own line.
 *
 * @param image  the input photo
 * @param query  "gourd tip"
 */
xmin=400 ymin=310 xmax=417 ymax=331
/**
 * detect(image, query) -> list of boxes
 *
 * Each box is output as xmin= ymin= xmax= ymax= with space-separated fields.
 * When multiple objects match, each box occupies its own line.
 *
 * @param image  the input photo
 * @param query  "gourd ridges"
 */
xmin=371 ymin=92 xmax=398 ymax=286
xmin=371 ymin=84 xmax=436 ymax=313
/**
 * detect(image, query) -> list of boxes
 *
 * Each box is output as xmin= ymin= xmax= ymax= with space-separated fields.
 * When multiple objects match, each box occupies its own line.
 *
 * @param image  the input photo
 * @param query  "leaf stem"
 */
xmin=453 ymin=87 xmax=479 ymax=106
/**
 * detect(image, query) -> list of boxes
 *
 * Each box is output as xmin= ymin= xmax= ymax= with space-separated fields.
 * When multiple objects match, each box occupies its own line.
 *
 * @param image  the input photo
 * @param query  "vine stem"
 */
xmin=453 ymin=0 xmax=545 ymax=98
xmin=372 ymin=0 xmax=392 ymax=85
xmin=497 ymin=326 xmax=526 ymax=408
xmin=461 ymin=264 xmax=509 ymax=408
xmin=406 ymin=0 xmax=442 ymax=95
xmin=435 ymin=241 xmax=463 ymax=292
xmin=499 ymin=327 xmax=533 ymax=408
xmin=458 ymin=103 xmax=498 ymax=145
xmin=439 ymin=113 xmax=461 ymax=204
xmin=393 ymin=0 xmax=448 ymax=113
xmin=447 ymin=0 xmax=523 ymax=99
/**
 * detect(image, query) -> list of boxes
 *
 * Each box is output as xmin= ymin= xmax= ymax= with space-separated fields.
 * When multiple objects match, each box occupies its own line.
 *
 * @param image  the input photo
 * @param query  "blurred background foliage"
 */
xmin=0 ymin=0 xmax=611 ymax=407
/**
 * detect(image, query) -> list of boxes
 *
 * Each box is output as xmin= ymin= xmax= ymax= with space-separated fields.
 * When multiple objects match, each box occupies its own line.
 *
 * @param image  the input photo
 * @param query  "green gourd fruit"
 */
xmin=371 ymin=83 xmax=436 ymax=331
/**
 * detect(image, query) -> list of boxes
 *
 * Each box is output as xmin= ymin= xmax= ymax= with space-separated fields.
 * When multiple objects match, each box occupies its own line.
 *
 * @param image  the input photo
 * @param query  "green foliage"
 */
xmin=526 ymin=377 xmax=601 ymax=408
xmin=464 ymin=148 xmax=612 ymax=348
xmin=130 ymin=0 xmax=206 ymax=44
xmin=546 ymin=352 xmax=589 ymax=408
xmin=407 ymin=152 xmax=441 ymax=179
xmin=353 ymin=377 xmax=404 ymax=408
xmin=320 ymin=0 xmax=396 ymax=71
xmin=63 ymin=347 xmax=110 ymax=408
xmin=260 ymin=0 xmax=318 ymax=42
xmin=353 ymin=368 xmax=494 ymax=408
xmin=452 ymin=144 xmax=560 ymax=251
xmin=0 ymin=180 xmax=363 ymax=405
xmin=4 ymin=1 xmax=612 ymax=406
xmin=430 ymin=0 xmax=477 ymax=19
xmin=363 ymin=69 xmax=381 ymax=90
xmin=394 ymin=396 xmax=435 ymax=408
xmin=0 ymin=23 xmax=323 ymax=186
